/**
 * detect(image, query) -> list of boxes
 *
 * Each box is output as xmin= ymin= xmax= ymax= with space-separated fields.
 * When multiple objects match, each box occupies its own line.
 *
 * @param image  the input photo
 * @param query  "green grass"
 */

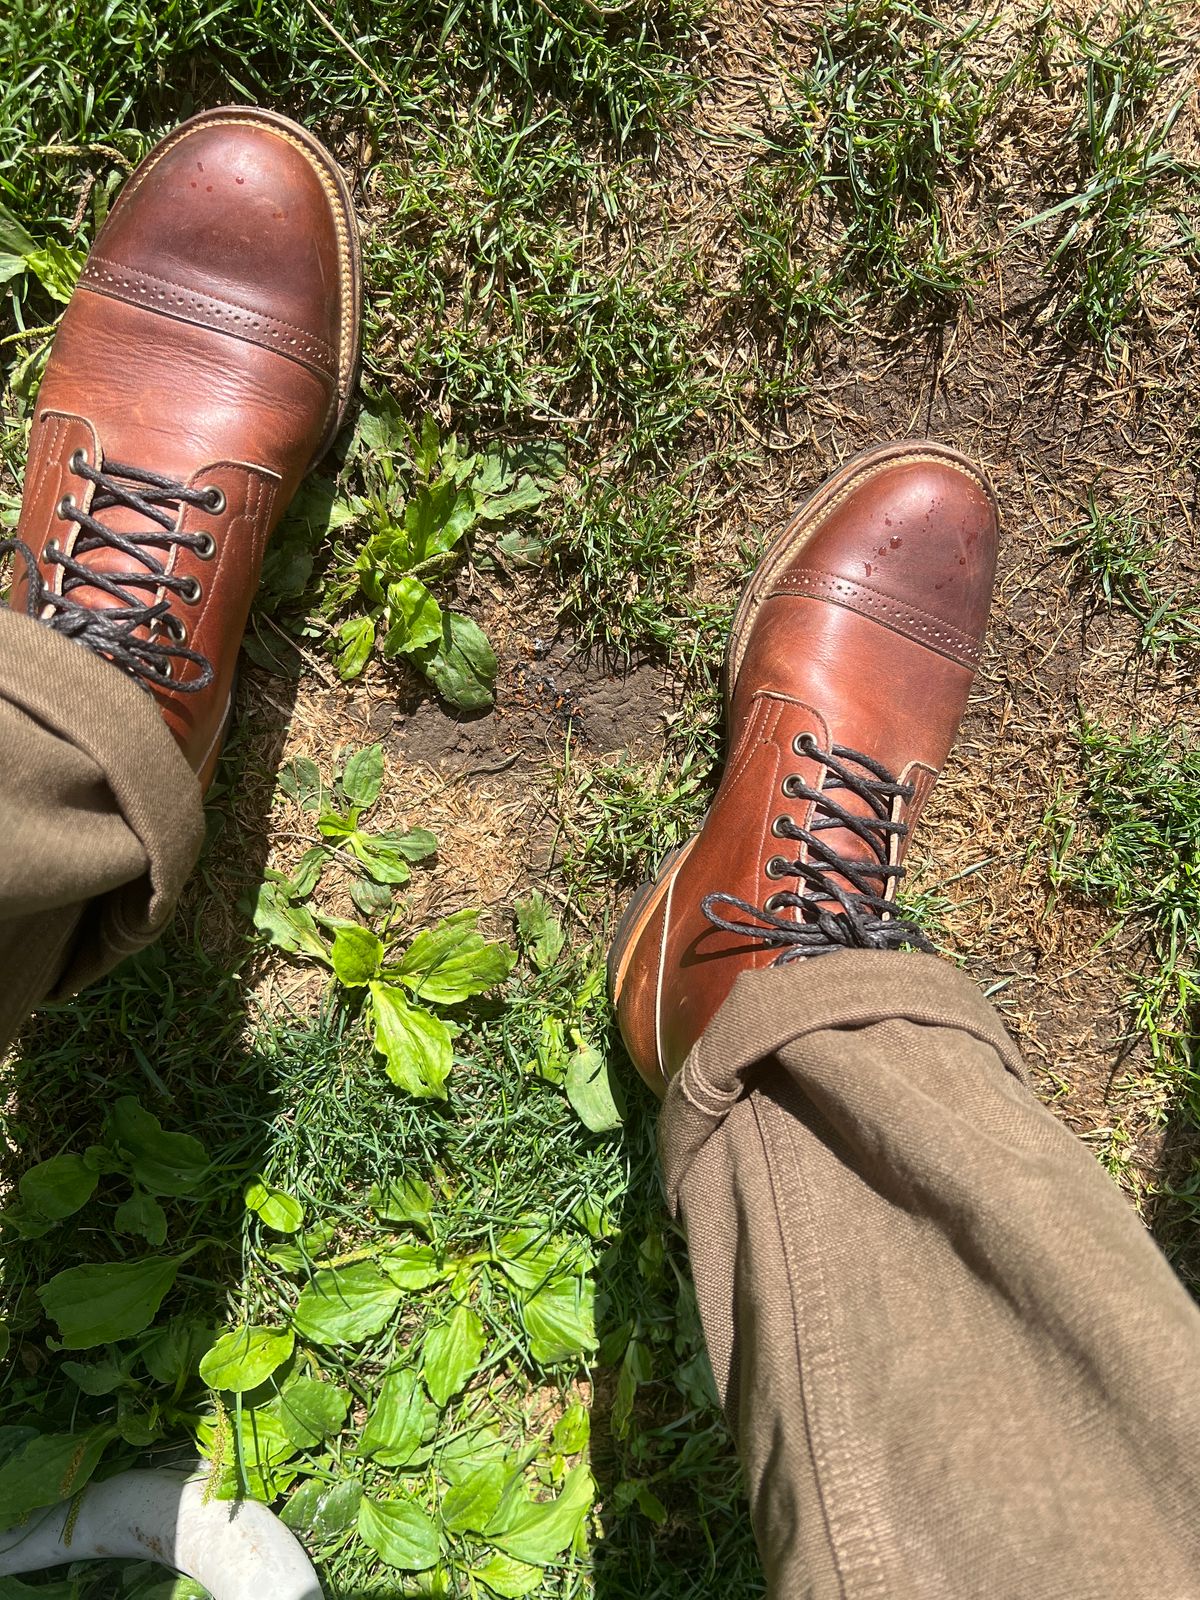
xmin=1048 ymin=721 xmax=1200 ymax=1091
xmin=1030 ymin=0 xmax=1199 ymax=355
xmin=1055 ymin=488 xmax=1200 ymax=660
xmin=737 ymin=0 xmax=1000 ymax=344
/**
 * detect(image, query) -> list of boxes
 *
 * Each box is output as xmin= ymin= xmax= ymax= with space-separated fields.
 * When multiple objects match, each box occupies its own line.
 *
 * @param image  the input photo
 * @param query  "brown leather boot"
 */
xmin=2 ymin=107 xmax=361 ymax=788
xmin=609 ymin=440 xmax=1000 ymax=1095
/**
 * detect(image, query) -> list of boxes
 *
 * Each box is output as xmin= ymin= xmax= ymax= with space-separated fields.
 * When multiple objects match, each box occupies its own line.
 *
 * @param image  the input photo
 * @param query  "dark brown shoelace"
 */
xmin=0 ymin=452 xmax=220 ymax=692
xmin=702 ymin=732 xmax=933 ymax=960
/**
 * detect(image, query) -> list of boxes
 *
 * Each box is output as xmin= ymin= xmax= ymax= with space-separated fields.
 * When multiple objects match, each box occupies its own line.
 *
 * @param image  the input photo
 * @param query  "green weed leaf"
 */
xmin=341 ymin=743 xmax=385 ymax=807
xmin=142 ymin=1317 xmax=215 ymax=1388
xmin=0 ymin=201 xmax=36 ymax=283
xmin=293 ymin=1263 xmax=402 ymax=1345
xmin=553 ymin=1401 xmax=590 ymax=1455
xmin=521 ymin=1274 xmax=597 ymax=1366
xmin=357 ymin=1494 xmax=440 ymax=1571
xmin=282 ymin=1477 xmax=362 ymax=1541
xmin=39 ymin=1256 xmax=181 ymax=1349
xmin=379 ymin=1242 xmax=446 ymax=1290
xmin=392 ymin=909 xmax=516 ymax=1004
xmin=486 ymin=1463 xmax=594 ymax=1565
xmin=359 ymin=1367 xmax=430 ymax=1466
xmin=514 ymin=893 xmax=565 ymax=971
xmin=404 ymin=481 xmax=476 ymax=560
xmin=199 ymin=1326 xmax=294 ymax=1393
xmin=0 ymin=1428 xmax=115 ymax=1519
xmin=369 ymin=983 xmax=454 ymax=1098
xmin=252 ymin=881 xmax=329 ymax=961
xmin=278 ymin=756 xmax=323 ymax=814
xmin=382 ymin=577 xmax=443 ymax=657
xmin=368 ymin=1174 xmax=434 ymax=1232
xmin=565 ymin=1040 xmax=625 ymax=1133
xmin=245 ymin=1178 xmax=305 ymax=1234
xmin=471 ymin=1554 xmax=544 ymax=1598
xmin=418 ymin=611 xmax=497 ymax=711
xmin=18 ymin=1153 xmax=98 ymax=1222
xmin=198 ymin=1403 xmax=298 ymax=1502
xmin=105 ymin=1098 xmax=208 ymax=1196
xmin=337 ymin=615 xmax=375 ymax=679
xmin=346 ymin=833 xmax=409 ymax=885
xmin=277 ymin=1376 xmax=350 ymax=1448
xmin=423 ymin=1304 xmax=486 ymax=1406
xmin=441 ymin=1459 xmax=506 ymax=1533
xmin=331 ymin=925 xmax=385 ymax=986
xmin=495 ymin=1227 xmax=579 ymax=1293
xmin=114 ymin=1190 xmax=167 ymax=1246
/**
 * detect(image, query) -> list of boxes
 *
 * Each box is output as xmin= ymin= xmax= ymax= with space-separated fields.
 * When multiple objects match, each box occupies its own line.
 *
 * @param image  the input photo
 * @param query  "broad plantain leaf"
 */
xmin=277 ymin=1376 xmax=350 ymax=1449
xmin=382 ymin=577 xmax=443 ymax=657
xmin=0 ymin=1428 xmax=115 ymax=1521
xmin=341 ymin=743 xmax=385 ymax=807
xmin=331 ymin=924 xmax=384 ymax=986
xmin=245 ymin=1178 xmax=305 ymax=1234
xmin=369 ymin=983 xmax=454 ymax=1098
xmin=282 ymin=1476 xmax=362 ymax=1541
xmin=565 ymin=1040 xmax=625 ymax=1133
xmin=39 ymin=1257 xmax=181 ymax=1350
xmin=105 ymin=1098 xmax=208 ymax=1196
xmin=199 ymin=1326 xmax=294 ymax=1393
xmin=357 ymin=1495 xmax=440 ymax=1572
xmin=392 ymin=909 xmax=515 ymax=1004
xmin=418 ymin=612 xmax=496 ymax=711
xmin=292 ymin=1263 xmax=401 ymax=1345
xmin=486 ymin=1463 xmax=594 ymax=1566
xmin=423 ymin=1304 xmax=486 ymax=1407
xmin=359 ymin=1367 xmax=431 ymax=1467
xmin=19 ymin=1153 xmax=98 ymax=1221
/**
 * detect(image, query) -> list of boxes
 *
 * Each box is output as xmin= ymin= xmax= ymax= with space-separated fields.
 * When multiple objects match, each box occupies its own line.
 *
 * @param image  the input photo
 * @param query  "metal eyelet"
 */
xmin=42 ymin=539 xmax=60 ymax=560
xmin=194 ymin=531 xmax=217 ymax=559
xmin=203 ymin=486 xmax=226 ymax=515
xmin=764 ymin=893 xmax=790 ymax=914
xmin=782 ymin=774 xmax=803 ymax=798
xmin=765 ymin=856 xmax=789 ymax=879
xmin=792 ymin=731 xmax=817 ymax=757
xmin=771 ymin=814 xmax=793 ymax=837
xmin=179 ymin=577 xmax=202 ymax=604
xmin=169 ymin=618 xmax=188 ymax=644
xmin=56 ymin=494 xmax=77 ymax=519
xmin=69 ymin=448 xmax=88 ymax=472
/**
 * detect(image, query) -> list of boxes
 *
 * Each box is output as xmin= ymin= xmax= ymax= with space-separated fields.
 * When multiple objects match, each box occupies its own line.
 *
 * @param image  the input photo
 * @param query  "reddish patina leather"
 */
xmin=10 ymin=107 xmax=360 ymax=787
xmin=612 ymin=442 xmax=1000 ymax=1092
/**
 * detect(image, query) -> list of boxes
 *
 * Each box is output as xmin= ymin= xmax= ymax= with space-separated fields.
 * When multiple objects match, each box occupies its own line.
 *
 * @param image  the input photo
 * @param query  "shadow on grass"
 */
xmin=587 ymin=1015 xmax=765 ymax=1600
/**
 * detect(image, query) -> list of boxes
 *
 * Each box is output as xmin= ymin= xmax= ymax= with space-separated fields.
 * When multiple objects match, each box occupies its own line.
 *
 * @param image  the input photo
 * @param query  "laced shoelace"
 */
xmin=702 ymin=732 xmax=933 ymax=960
xmin=0 ymin=451 xmax=221 ymax=693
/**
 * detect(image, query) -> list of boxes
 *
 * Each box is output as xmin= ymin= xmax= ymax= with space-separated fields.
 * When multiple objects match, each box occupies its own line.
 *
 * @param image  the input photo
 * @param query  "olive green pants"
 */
xmin=4 ymin=607 xmax=1200 ymax=1597
xmin=0 ymin=608 xmax=203 ymax=1052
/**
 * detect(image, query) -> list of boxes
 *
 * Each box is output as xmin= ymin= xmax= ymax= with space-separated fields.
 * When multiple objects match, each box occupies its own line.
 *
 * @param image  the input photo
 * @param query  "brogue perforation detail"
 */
xmin=81 ymin=258 xmax=339 ymax=377
xmin=769 ymin=568 xmax=983 ymax=667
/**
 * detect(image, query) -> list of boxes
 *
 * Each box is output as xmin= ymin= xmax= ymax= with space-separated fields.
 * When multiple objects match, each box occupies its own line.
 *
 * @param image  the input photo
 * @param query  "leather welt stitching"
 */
xmin=81 ymin=258 xmax=338 ymax=372
xmin=770 ymin=570 xmax=982 ymax=664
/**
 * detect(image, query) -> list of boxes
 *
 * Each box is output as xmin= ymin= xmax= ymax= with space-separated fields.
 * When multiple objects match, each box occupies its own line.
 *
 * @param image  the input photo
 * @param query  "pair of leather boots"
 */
xmin=3 ymin=111 xmax=999 ymax=1096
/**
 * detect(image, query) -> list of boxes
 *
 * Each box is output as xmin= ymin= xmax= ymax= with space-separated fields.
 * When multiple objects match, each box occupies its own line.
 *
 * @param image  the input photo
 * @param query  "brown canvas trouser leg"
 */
xmin=660 ymin=951 xmax=1200 ymax=1599
xmin=0 ymin=609 xmax=204 ymax=1054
